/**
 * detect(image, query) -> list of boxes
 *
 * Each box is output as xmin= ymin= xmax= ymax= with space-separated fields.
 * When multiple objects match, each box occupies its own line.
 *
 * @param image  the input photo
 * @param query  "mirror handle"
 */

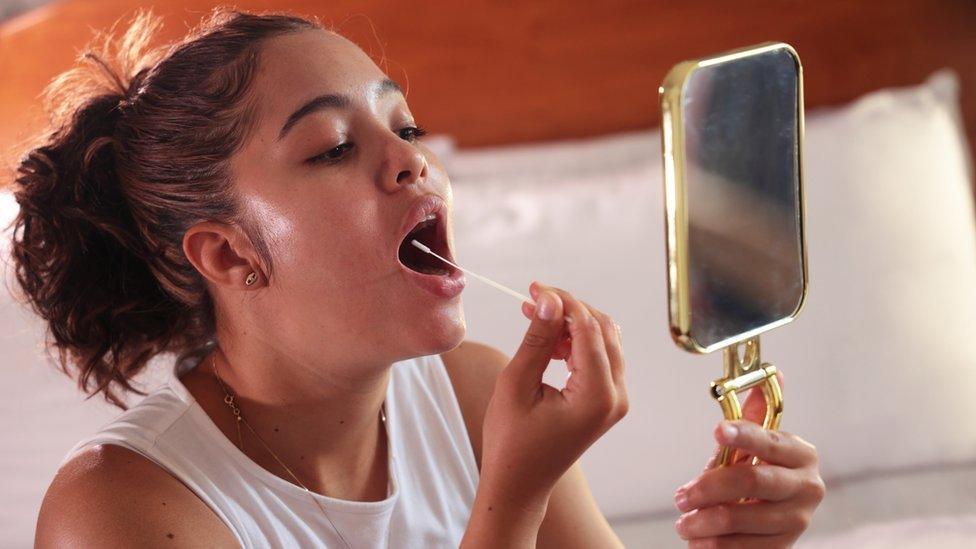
xmin=710 ymin=337 xmax=784 ymax=467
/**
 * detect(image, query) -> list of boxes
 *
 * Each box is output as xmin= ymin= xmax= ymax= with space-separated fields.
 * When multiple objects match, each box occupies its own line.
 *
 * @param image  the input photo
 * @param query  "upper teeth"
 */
xmin=409 ymin=213 xmax=437 ymax=235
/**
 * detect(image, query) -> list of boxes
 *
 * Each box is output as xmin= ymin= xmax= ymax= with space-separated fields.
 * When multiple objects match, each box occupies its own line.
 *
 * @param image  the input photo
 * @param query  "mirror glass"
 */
xmin=680 ymin=47 xmax=805 ymax=350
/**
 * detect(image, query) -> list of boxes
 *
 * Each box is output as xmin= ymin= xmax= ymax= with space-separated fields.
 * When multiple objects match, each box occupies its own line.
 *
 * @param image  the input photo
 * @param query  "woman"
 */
xmin=14 ymin=7 xmax=823 ymax=548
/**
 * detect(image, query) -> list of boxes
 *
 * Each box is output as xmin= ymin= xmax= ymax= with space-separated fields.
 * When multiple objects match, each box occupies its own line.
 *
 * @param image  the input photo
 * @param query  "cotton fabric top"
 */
xmin=60 ymin=349 xmax=480 ymax=548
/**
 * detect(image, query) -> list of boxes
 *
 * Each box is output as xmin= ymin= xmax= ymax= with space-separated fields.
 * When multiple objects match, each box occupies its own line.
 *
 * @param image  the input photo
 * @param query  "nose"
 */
xmin=379 ymin=133 xmax=428 ymax=192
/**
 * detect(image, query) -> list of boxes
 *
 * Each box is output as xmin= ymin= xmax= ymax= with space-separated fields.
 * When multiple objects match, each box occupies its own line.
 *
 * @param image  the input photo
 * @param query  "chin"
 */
xmin=416 ymin=300 xmax=467 ymax=356
xmin=436 ymin=303 xmax=468 ymax=350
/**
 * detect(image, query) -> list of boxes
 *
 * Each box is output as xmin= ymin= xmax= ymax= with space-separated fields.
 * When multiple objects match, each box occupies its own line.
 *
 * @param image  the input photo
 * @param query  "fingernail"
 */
xmin=721 ymin=422 xmax=738 ymax=441
xmin=537 ymin=293 xmax=554 ymax=320
xmin=530 ymin=281 xmax=541 ymax=298
xmin=674 ymin=489 xmax=690 ymax=512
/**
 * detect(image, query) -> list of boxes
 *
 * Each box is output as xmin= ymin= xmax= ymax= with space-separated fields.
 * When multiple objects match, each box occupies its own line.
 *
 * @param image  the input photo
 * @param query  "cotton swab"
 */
xmin=410 ymin=239 xmax=573 ymax=323
xmin=411 ymin=239 xmax=532 ymax=303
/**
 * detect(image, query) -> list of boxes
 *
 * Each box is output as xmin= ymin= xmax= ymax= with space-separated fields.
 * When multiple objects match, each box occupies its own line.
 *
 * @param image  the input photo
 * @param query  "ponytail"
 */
xmin=6 ymin=7 xmax=321 ymax=409
xmin=9 ymin=42 xmax=186 ymax=409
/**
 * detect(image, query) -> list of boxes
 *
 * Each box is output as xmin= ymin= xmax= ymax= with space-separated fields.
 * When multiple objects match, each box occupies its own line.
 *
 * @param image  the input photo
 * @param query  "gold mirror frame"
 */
xmin=659 ymin=42 xmax=808 ymax=466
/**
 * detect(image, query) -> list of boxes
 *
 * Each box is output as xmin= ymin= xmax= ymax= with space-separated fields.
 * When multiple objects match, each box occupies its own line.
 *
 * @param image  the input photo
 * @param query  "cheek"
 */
xmin=245 ymin=196 xmax=296 ymax=255
xmin=287 ymin=209 xmax=386 ymax=282
xmin=263 ymin=209 xmax=298 ymax=252
xmin=243 ymin=196 xmax=310 ymax=283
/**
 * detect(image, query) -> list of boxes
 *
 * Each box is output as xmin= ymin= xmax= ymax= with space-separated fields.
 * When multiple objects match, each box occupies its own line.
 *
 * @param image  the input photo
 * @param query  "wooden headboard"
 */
xmin=2 ymin=0 xmax=974 ymax=184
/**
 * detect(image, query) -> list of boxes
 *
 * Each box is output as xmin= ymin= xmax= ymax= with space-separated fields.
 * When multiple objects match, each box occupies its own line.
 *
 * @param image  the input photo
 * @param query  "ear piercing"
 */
xmin=245 ymin=271 xmax=258 ymax=286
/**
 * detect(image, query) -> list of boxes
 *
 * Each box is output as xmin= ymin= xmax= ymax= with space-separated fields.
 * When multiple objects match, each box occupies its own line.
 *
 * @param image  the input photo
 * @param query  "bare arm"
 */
xmin=537 ymin=462 xmax=624 ymax=548
xmin=36 ymin=444 xmax=239 ymax=548
xmin=443 ymin=338 xmax=624 ymax=548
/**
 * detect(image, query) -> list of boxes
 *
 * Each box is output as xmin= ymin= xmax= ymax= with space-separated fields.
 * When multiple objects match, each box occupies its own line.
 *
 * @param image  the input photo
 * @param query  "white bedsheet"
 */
xmin=609 ymin=463 xmax=976 ymax=547
xmin=800 ymin=516 xmax=976 ymax=549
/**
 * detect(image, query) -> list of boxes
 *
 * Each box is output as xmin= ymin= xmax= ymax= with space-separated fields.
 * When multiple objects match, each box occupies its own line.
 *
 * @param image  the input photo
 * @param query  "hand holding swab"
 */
xmin=410 ymin=239 xmax=573 ymax=324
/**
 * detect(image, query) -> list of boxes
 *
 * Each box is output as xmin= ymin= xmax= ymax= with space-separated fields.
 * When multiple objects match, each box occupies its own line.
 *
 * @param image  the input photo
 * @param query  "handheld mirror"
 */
xmin=659 ymin=42 xmax=808 ymax=467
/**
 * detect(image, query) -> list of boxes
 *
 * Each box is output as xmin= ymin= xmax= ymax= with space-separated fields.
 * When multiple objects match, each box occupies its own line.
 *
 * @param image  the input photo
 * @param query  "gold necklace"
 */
xmin=211 ymin=355 xmax=391 ymax=548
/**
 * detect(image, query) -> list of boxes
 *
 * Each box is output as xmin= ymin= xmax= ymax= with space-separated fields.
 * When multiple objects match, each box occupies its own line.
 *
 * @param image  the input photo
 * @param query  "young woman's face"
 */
xmin=230 ymin=29 xmax=466 ymax=366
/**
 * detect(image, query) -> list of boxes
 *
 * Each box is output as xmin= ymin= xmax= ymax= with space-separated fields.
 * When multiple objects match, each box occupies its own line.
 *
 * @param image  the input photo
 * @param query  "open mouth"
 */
xmin=397 ymin=210 xmax=456 ymax=276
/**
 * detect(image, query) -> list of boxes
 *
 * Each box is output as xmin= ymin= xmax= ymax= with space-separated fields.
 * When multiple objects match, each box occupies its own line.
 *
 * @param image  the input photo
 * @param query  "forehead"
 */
xmin=250 ymin=29 xmax=390 ymax=124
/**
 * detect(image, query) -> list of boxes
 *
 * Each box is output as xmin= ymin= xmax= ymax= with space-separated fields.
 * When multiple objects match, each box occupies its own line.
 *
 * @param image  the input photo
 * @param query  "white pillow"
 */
xmin=444 ymin=68 xmax=976 ymax=518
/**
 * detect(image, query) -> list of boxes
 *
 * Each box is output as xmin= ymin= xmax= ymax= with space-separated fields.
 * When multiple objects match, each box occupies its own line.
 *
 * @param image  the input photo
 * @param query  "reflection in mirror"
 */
xmin=681 ymin=47 xmax=805 ymax=350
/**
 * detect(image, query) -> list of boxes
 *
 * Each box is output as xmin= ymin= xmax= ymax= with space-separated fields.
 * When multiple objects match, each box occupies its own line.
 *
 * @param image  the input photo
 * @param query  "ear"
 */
xmin=183 ymin=220 xmax=264 ymax=289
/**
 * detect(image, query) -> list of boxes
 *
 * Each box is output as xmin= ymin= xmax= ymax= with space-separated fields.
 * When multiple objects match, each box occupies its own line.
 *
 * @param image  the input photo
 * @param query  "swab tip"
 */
xmin=410 ymin=239 xmax=431 ymax=253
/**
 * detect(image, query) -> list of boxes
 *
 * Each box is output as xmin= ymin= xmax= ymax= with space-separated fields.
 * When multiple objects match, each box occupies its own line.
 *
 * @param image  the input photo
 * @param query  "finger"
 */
xmin=530 ymin=286 xmax=614 ymax=404
xmin=522 ymin=301 xmax=626 ymax=372
xmin=586 ymin=307 xmax=624 ymax=390
xmin=556 ymin=337 xmax=572 ymax=360
xmin=530 ymin=282 xmax=624 ymax=388
xmin=688 ymin=534 xmax=795 ymax=549
xmin=740 ymin=385 xmax=767 ymax=427
xmin=716 ymin=420 xmax=816 ymax=469
xmin=740 ymin=370 xmax=784 ymax=427
xmin=502 ymin=288 xmax=566 ymax=397
xmin=674 ymin=464 xmax=801 ymax=511
xmin=521 ymin=301 xmax=572 ymax=357
xmin=704 ymin=446 xmax=720 ymax=471
xmin=521 ymin=302 xmax=574 ymax=362
xmin=675 ymin=500 xmax=812 ymax=539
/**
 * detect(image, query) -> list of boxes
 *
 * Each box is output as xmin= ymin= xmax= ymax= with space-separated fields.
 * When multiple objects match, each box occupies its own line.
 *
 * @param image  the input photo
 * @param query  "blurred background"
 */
xmin=2 ymin=1 xmax=975 ymax=547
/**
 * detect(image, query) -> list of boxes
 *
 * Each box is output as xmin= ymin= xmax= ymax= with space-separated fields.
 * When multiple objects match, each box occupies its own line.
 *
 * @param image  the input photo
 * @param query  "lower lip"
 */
xmin=399 ymin=262 xmax=466 ymax=299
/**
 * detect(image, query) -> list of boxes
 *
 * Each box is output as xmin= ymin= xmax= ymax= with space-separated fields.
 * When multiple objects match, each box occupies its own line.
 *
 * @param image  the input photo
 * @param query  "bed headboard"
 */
xmin=2 ymin=0 xmax=974 ymax=186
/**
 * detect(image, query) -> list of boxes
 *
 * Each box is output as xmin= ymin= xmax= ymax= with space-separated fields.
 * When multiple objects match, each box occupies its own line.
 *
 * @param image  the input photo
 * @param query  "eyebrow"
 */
xmin=276 ymin=78 xmax=404 ymax=142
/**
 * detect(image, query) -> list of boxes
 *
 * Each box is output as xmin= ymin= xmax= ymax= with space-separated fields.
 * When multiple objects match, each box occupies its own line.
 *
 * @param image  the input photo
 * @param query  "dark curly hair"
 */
xmin=5 ymin=7 xmax=323 ymax=410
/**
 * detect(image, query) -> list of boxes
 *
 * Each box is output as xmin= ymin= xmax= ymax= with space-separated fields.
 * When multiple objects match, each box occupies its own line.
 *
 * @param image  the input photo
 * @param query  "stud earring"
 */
xmin=244 ymin=271 xmax=258 ymax=286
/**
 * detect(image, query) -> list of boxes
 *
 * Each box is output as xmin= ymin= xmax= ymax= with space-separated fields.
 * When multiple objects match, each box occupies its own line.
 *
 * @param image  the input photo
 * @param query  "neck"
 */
xmin=191 ymin=341 xmax=391 ymax=502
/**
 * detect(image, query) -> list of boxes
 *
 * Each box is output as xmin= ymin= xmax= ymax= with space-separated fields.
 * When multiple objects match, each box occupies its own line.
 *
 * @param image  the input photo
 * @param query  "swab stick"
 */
xmin=410 ymin=239 xmax=573 ymax=324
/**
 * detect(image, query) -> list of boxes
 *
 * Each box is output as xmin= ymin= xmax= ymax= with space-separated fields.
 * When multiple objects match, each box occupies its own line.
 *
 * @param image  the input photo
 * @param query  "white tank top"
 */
xmin=60 ymin=351 xmax=480 ymax=548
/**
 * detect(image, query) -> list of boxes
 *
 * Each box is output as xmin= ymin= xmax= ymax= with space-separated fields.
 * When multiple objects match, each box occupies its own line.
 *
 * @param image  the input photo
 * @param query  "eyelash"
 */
xmin=305 ymin=125 xmax=429 ymax=166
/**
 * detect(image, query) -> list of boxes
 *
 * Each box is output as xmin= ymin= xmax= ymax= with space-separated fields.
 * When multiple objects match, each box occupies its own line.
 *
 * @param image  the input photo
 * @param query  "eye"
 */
xmin=304 ymin=125 xmax=428 ymax=167
xmin=399 ymin=125 xmax=428 ymax=142
xmin=306 ymin=142 xmax=354 ymax=166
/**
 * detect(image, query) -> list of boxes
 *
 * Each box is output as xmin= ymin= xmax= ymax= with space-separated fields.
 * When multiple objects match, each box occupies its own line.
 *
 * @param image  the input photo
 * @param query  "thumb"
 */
xmin=741 ymin=369 xmax=785 ymax=426
xmin=502 ymin=290 xmax=566 ymax=396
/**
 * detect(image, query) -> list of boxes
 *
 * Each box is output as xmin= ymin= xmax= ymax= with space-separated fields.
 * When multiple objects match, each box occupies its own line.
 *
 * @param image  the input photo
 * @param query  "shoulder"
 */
xmin=35 ymin=443 xmax=238 ymax=548
xmin=439 ymin=339 xmax=510 ymax=470
xmin=440 ymin=339 xmax=510 ymax=386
